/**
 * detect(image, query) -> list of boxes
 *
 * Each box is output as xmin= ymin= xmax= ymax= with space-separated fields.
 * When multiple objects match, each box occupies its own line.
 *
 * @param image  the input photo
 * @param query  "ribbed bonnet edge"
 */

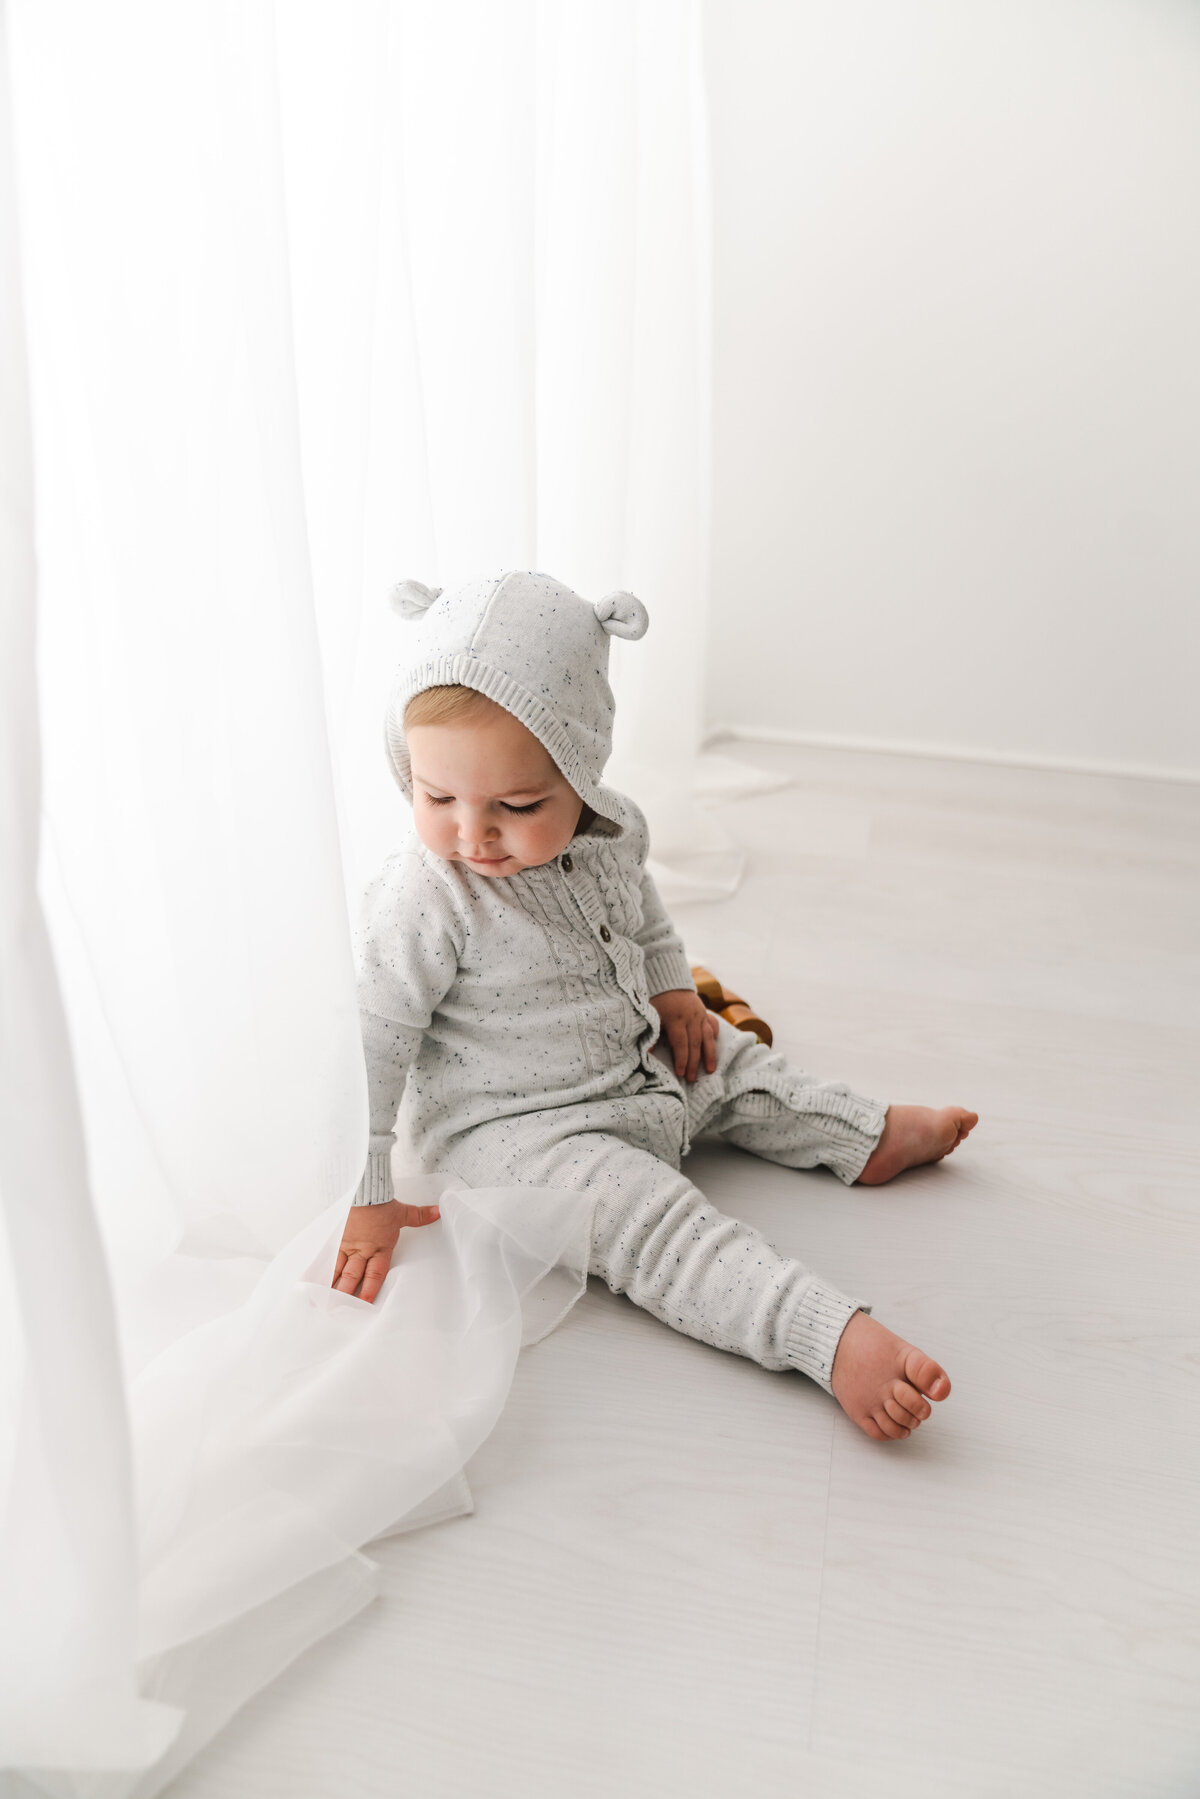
xmin=384 ymin=654 xmax=631 ymax=831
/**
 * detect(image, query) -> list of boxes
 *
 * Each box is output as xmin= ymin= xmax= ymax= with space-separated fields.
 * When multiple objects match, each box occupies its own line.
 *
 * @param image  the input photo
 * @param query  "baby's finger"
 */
xmin=703 ymin=1013 xmax=718 ymax=1073
xmin=398 ymin=1202 xmax=441 ymax=1229
xmin=670 ymin=1021 xmax=688 ymax=1078
xmin=685 ymin=1016 xmax=703 ymax=1083
xmin=334 ymin=1252 xmax=366 ymax=1296
xmin=359 ymin=1250 xmax=393 ymax=1305
xmin=333 ymin=1249 xmax=348 ymax=1287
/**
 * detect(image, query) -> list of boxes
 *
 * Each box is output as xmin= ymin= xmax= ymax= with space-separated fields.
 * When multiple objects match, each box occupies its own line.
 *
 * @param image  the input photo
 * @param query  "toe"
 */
xmin=904 ymin=1346 xmax=950 ymax=1401
xmin=893 ymin=1380 xmax=932 ymax=1422
xmin=939 ymin=1108 xmax=968 ymax=1153
xmin=884 ymin=1393 xmax=921 ymax=1429
xmin=874 ymin=1410 xmax=911 ymax=1441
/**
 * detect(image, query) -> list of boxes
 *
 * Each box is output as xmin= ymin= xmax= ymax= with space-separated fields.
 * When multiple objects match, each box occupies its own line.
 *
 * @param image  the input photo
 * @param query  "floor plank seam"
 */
xmin=806 ymin=1412 xmax=839 ymax=1754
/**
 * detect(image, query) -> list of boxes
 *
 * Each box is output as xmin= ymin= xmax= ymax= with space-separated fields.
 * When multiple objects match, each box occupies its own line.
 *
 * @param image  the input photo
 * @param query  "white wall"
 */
xmin=703 ymin=0 xmax=1200 ymax=777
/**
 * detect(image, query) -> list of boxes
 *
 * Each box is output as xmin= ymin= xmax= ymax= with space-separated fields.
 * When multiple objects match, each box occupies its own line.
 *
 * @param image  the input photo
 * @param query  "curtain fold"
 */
xmin=1 ymin=2 xmax=719 ymax=1790
xmin=0 ymin=3 xmax=182 ymax=1772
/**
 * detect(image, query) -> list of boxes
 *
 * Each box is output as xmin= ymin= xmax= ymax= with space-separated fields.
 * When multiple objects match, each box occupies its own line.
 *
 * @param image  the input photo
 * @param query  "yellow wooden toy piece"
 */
xmin=689 ymin=965 xmax=773 ymax=1048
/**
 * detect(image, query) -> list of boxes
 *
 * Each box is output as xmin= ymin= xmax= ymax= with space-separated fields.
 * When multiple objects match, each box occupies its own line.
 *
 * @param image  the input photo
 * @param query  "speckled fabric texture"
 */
xmin=353 ymin=799 xmax=887 ymax=1394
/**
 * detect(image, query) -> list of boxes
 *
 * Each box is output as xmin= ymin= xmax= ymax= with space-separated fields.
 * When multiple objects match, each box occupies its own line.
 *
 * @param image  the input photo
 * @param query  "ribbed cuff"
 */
xmin=353 ymin=1151 xmax=395 ymax=1207
xmin=643 ymin=949 xmax=696 ymax=999
xmin=807 ymin=1096 xmax=888 ymax=1185
xmin=784 ymin=1277 xmax=872 ymax=1395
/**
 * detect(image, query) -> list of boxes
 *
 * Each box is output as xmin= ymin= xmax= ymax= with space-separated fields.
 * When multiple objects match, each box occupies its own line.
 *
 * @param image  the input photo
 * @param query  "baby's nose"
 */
xmin=459 ymin=814 xmax=499 ymax=847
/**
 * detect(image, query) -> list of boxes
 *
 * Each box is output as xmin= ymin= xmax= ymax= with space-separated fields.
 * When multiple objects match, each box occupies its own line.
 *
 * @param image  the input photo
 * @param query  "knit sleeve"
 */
xmin=635 ymin=863 xmax=695 ymax=998
xmin=351 ymin=850 xmax=465 ymax=1206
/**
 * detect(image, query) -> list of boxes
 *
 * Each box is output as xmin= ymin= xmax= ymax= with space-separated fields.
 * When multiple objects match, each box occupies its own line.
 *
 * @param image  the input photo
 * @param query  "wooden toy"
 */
xmin=689 ymin=965 xmax=773 ymax=1047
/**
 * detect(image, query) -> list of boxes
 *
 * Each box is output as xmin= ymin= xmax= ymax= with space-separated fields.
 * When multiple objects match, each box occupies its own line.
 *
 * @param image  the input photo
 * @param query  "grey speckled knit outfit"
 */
xmin=353 ymin=570 xmax=887 ymax=1394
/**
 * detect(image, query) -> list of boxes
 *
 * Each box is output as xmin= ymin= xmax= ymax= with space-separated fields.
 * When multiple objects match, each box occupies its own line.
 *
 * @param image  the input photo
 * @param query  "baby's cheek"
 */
xmin=526 ymin=822 xmax=562 ymax=863
xmin=414 ymin=808 xmax=452 ymax=859
xmin=522 ymin=812 xmax=570 ymax=864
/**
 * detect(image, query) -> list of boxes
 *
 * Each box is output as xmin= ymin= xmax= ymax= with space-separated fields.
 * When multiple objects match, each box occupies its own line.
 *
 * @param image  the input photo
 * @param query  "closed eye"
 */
xmin=502 ymin=799 xmax=545 ymax=815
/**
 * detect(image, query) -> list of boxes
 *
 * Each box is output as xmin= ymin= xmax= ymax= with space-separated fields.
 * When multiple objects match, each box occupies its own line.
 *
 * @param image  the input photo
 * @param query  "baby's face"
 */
xmin=408 ymin=708 xmax=584 ymax=876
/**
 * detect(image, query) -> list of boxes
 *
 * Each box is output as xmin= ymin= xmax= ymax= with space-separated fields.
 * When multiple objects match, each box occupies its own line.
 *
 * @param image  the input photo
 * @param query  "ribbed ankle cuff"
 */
xmin=818 ymin=1098 xmax=888 ymax=1185
xmin=785 ymin=1277 xmax=871 ymax=1395
xmin=353 ymin=1151 xmax=394 ymax=1207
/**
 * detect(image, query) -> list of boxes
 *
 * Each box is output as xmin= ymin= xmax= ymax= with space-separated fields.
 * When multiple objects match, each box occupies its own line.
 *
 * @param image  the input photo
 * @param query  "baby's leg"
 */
xmin=447 ymin=1117 xmax=859 ymax=1387
xmin=672 ymin=1027 xmax=956 ymax=1434
xmin=683 ymin=1021 xmax=887 ymax=1183
xmin=688 ymin=1021 xmax=976 ymax=1185
xmin=444 ymin=1119 xmax=947 ymax=1435
xmin=582 ymin=1133 xmax=863 ymax=1387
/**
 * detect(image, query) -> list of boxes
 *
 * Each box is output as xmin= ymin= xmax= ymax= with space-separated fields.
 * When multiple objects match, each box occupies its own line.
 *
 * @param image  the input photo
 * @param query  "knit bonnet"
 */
xmin=383 ymin=569 xmax=649 ymax=827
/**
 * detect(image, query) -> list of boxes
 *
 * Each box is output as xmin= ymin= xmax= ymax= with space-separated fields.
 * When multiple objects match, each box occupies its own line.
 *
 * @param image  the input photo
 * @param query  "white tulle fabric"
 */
xmin=123 ymin=1176 xmax=595 ymax=1798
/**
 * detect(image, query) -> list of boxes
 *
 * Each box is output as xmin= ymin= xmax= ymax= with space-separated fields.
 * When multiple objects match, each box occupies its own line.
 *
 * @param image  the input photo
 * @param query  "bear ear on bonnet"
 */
xmin=593 ymin=590 xmax=649 ymax=640
xmin=390 ymin=579 xmax=443 ymax=621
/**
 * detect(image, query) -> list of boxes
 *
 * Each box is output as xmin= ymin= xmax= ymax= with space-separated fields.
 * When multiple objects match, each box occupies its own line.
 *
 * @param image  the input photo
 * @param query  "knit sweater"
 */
xmin=353 ymin=799 xmax=695 ymax=1206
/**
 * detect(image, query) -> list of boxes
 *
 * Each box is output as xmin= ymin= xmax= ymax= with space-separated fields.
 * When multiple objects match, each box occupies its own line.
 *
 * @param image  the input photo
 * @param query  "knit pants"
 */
xmin=439 ymin=1019 xmax=887 ymax=1393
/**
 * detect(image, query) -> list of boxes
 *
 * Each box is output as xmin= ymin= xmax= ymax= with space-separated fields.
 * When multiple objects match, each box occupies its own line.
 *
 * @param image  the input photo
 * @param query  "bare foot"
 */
xmin=831 ymin=1312 xmax=951 ymax=1441
xmin=857 ymin=1103 xmax=978 ymax=1185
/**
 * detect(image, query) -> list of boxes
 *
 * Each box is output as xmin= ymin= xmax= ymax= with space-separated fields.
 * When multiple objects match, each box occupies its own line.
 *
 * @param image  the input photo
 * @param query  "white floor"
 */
xmin=169 ymin=744 xmax=1200 ymax=1799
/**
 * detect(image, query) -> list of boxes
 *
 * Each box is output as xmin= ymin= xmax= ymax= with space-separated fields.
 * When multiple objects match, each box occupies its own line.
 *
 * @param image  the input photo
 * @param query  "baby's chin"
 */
xmin=452 ymin=847 xmax=559 ymax=876
xmin=454 ymin=851 xmax=516 ymax=874
xmin=457 ymin=850 xmax=553 ymax=876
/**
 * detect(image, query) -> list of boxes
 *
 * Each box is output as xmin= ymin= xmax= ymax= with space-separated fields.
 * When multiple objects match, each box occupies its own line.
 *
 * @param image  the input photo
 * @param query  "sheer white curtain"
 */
xmin=0 ymin=15 xmax=177 ymax=1777
xmin=274 ymin=0 xmax=744 ymax=904
xmin=1 ymin=2 xmax=718 ymax=1793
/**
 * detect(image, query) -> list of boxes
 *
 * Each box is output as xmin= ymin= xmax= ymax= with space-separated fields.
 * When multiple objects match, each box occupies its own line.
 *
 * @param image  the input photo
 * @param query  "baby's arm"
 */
xmin=635 ymin=860 xmax=716 ymax=1083
xmin=354 ymin=1011 xmax=425 ymax=1209
xmin=335 ymin=853 xmax=464 ymax=1300
xmin=633 ymin=860 xmax=694 ymax=1000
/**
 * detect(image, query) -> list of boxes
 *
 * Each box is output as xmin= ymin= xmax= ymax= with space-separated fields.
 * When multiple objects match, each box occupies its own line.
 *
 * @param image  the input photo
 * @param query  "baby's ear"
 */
xmin=593 ymin=590 xmax=649 ymax=640
xmin=390 ymin=579 xmax=443 ymax=620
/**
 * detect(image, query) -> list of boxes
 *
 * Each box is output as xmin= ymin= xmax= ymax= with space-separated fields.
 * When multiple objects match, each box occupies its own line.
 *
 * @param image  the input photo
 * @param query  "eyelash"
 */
xmin=423 ymin=795 xmax=545 ymax=816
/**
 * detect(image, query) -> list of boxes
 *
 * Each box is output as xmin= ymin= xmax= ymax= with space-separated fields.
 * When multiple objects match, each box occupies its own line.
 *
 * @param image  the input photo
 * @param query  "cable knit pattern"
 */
xmin=354 ymin=801 xmax=687 ymax=1192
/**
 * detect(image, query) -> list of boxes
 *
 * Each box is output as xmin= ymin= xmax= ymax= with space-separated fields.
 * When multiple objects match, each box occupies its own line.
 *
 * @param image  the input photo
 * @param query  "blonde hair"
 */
xmin=403 ymin=684 xmax=499 ymax=730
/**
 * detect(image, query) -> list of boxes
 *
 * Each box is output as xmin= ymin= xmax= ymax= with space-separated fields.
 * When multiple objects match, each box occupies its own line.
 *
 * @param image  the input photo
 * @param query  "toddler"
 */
xmin=333 ymin=572 xmax=976 ymax=1442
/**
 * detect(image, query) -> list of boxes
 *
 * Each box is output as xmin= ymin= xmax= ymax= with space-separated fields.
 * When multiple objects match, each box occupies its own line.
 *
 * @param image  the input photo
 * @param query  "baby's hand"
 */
xmin=650 ymin=987 xmax=718 ymax=1083
xmin=332 ymin=1198 xmax=442 ymax=1303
